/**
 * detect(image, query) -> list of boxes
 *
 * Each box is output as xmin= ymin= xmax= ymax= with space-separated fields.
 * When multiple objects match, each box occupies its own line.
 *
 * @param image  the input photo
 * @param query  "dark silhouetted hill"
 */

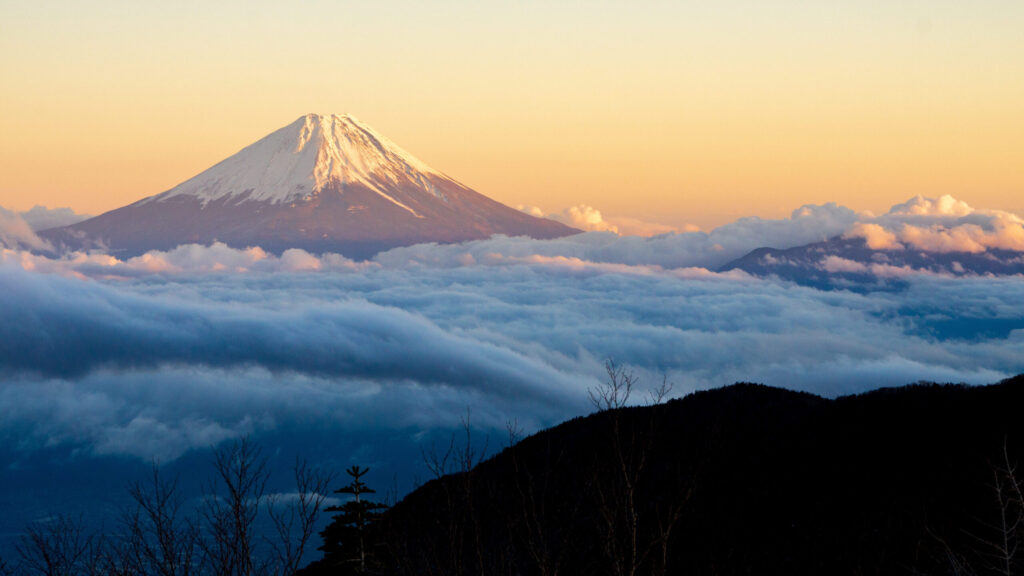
xmin=305 ymin=375 xmax=1024 ymax=575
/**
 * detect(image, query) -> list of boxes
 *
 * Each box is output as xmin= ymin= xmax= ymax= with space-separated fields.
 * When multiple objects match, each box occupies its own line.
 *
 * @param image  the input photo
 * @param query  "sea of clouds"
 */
xmin=0 ymin=197 xmax=1022 ymax=465
xmin=0 ymin=196 xmax=1021 ymax=554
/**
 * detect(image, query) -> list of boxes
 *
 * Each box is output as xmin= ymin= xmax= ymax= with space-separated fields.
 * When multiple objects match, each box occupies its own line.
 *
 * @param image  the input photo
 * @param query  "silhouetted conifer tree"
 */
xmin=318 ymin=466 xmax=388 ymax=574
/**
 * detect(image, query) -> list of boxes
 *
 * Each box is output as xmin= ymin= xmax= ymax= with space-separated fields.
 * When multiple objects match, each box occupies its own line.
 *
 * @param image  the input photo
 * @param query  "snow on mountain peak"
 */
xmin=152 ymin=113 xmax=452 ymax=211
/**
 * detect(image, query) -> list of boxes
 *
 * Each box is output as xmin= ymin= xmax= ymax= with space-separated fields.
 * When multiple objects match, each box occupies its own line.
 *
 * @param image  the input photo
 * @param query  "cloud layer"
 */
xmin=1 ymin=254 xmax=1022 ymax=461
xmin=0 ymin=195 xmax=1022 ymax=464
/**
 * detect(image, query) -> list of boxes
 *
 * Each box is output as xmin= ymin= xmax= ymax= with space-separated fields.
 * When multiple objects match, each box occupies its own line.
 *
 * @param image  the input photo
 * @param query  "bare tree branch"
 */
xmin=505 ymin=418 xmax=524 ymax=449
xmin=647 ymin=375 xmax=674 ymax=406
xmin=589 ymin=359 xmax=637 ymax=412
xmin=15 ymin=514 xmax=99 ymax=576
xmin=199 ymin=437 xmax=270 ymax=576
xmin=114 ymin=465 xmax=199 ymax=576
xmin=265 ymin=459 xmax=334 ymax=576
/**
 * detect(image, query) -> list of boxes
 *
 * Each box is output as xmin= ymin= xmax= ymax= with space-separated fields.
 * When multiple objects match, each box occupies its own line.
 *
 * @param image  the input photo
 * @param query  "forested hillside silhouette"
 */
xmin=350 ymin=376 xmax=1024 ymax=575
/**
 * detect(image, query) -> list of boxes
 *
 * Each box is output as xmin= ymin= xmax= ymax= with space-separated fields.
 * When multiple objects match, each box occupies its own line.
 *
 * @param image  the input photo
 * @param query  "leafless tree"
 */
xmin=9 ymin=439 xmax=334 ymax=576
xmin=421 ymin=410 xmax=489 ymax=480
xmin=264 ymin=459 xmax=333 ymax=576
xmin=589 ymin=359 xmax=636 ymax=412
xmin=414 ymin=410 xmax=492 ymax=576
xmin=422 ymin=433 xmax=456 ymax=481
xmin=14 ymin=514 xmax=100 ymax=576
xmin=505 ymin=418 xmax=524 ymax=449
xmin=927 ymin=532 xmax=978 ymax=576
xmin=108 ymin=465 xmax=201 ymax=576
xmin=929 ymin=441 xmax=1024 ymax=576
xmin=647 ymin=375 xmax=674 ymax=406
xmin=970 ymin=443 xmax=1024 ymax=576
xmin=589 ymin=360 xmax=689 ymax=576
xmin=199 ymin=438 xmax=270 ymax=576
xmin=506 ymin=419 xmax=585 ymax=576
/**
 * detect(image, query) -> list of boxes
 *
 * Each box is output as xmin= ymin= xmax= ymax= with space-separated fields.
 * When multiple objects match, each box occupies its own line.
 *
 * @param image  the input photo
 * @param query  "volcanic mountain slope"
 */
xmin=41 ymin=114 xmax=579 ymax=259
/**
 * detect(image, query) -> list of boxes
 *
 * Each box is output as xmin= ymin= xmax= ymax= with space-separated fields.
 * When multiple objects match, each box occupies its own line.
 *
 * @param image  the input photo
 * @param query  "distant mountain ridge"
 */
xmin=719 ymin=195 xmax=1024 ymax=286
xmin=40 ymin=114 xmax=579 ymax=259
xmin=721 ymin=235 xmax=1024 ymax=288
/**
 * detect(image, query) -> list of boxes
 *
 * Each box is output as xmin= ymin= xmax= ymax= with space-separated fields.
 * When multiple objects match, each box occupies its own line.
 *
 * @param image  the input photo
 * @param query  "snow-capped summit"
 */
xmin=151 ymin=113 xmax=450 ymax=213
xmin=41 ymin=114 xmax=579 ymax=258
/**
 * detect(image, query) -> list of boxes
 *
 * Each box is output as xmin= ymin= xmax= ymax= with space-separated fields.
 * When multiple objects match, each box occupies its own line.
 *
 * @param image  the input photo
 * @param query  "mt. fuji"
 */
xmin=41 ymin=114 xmax=579 ymax=258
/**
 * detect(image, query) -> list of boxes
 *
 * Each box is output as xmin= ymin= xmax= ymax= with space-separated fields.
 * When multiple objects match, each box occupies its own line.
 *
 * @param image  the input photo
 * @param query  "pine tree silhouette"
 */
xmin=318 ymin=466 xmax=388 ymax=574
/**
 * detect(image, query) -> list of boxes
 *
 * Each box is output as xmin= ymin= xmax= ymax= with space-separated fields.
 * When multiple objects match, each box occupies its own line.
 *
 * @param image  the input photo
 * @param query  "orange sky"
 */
xmin=1 ymin=1 xmax=1022 ymax=230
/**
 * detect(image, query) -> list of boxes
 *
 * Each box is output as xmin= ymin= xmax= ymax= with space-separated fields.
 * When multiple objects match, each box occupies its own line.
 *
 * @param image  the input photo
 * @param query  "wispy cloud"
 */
xmin=519 ymin=204 xmax=693 ymax=237
xmin=0 ymin=207 xmax=51 ymax=251
xmin=19 ymin=206 xmax=92 ymax=231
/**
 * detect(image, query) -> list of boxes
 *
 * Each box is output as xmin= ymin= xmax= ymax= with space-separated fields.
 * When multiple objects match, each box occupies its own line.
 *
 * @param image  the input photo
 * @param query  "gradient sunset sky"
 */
xmin=1 ymin=0 xmax=1021 ymax=229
